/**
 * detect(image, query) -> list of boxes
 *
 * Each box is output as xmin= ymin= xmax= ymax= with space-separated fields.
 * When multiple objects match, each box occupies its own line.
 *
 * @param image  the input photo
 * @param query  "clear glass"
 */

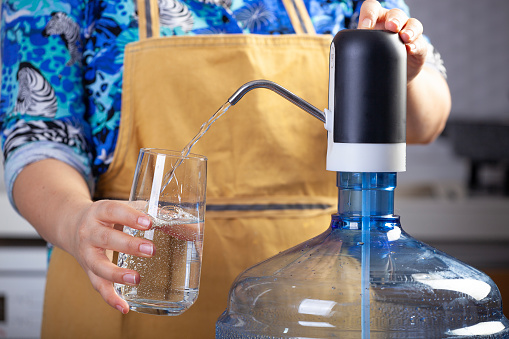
xmin=216 ymin=172 xmax=509 ymax=338
xmin=115 ymin=148 xmax=207 ymax=316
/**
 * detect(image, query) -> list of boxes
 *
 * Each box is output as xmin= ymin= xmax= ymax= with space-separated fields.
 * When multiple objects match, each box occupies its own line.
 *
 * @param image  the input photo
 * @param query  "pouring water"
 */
xmin=159 ymin=102 xmax=232 ymax=194
xmin=159 ymin=80 xmax=325 ymax=195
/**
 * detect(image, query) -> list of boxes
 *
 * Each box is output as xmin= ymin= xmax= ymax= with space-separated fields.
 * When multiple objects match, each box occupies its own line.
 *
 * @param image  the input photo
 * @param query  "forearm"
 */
xmin=406 ymin=67 xmax=451 ymax=145
xmin=12 ymin=159 xmax=93 ymax=254
xmin=356 ymin=1 xmax=452 ymax=144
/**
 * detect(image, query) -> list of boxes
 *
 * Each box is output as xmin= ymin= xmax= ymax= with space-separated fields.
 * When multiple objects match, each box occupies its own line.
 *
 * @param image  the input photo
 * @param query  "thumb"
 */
xmin=358 ymin=0 xmax=384 ymax=29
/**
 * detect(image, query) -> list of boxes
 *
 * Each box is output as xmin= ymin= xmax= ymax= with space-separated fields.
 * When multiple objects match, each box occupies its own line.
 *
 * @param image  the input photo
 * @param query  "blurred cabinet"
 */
xmin=0 ymin=247 xmax=46 ymax=338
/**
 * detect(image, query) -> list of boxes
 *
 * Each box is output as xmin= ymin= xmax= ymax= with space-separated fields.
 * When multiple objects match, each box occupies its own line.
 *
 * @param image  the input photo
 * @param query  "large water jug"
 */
xmin=216 ymin=172 xmax=509 ymax=338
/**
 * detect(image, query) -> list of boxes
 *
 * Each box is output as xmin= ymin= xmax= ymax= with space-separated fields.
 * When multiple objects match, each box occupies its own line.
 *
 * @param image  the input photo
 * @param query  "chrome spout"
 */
xmin=227 ymin=80 xmax=325 ymax=123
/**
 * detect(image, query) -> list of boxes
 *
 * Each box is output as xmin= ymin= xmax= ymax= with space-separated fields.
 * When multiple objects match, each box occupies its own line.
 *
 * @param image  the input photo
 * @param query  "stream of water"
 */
xmin=159 ymin=102 xmax=232 ymax=194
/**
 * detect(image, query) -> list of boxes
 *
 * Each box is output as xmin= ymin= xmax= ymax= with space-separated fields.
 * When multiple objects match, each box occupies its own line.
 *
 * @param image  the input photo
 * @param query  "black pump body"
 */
xmin=325 ymin=29 xmax=407 ymax=172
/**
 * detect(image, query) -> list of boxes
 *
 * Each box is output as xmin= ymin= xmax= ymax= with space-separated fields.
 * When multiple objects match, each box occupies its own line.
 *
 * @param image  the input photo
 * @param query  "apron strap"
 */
xmin=281 ymin=0 xmax=316 ymax=35
xmin=137 ymin=0 xmax=314 ymax=38
xmin=137 ymin=0 xmax=161 ymax=40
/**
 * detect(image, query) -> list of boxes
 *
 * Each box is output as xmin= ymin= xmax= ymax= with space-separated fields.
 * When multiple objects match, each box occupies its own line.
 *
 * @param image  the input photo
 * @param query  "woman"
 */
xmin=1 ymin=0 xmax=450 ymax=337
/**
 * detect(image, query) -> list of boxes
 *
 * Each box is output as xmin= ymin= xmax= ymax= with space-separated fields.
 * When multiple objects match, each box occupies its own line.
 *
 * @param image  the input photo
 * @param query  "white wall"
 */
xmin=405 ymin=0 xmax=509 ymax=121
xmin=395 ymin=0 xmax=509 ymax=248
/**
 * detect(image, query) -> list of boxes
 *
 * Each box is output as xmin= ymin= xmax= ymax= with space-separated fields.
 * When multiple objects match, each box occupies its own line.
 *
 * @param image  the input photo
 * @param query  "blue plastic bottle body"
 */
xmin=216 ymin=173 xmax=509 ymax=338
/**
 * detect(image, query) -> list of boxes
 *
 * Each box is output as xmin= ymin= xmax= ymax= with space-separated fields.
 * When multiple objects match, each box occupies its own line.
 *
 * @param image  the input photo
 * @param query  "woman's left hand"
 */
xmin=358 ymin=0 xmax=426 ymax=83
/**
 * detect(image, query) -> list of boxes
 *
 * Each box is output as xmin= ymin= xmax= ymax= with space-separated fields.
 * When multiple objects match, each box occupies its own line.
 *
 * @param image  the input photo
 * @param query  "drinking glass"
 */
xmin=115 ymin=148 xmax=207 ymax=315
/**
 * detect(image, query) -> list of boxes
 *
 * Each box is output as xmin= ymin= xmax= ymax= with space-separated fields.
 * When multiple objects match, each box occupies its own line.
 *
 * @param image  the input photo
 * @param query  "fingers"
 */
xmin=400 ymin=18 xmax=424 ymax=44
xmin=77 ymin=200 xmax=155 ymax=257
xmin=87 ymin=248 xmax=140 ymax=286
xmin=357 ymin=1 xmax=427 ymax=82
xmin=384 ymin=8 xmax=411 ymax=32
xmin=357 ymin=2 xmax=424 ymax=41
xmin=84 ymin=224 xmax=154 ymax=257
xmin=358 ymin=0 xmax=383 ymax=29
xmin=71 ymin=199 xmax=157 ymax=314
xmin=406 ymin=34 xmax=427 ymax=58
xmin=406 ymin=35 xmax=428 ymax=81
xmin=88 ymin=270 xmax=130 ymax=314
xmin=93 ymin=200 xmax=152 ymax=231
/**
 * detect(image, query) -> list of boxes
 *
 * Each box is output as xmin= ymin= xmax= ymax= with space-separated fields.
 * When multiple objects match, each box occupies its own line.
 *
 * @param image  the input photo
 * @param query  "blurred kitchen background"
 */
xmin=1 ymin=0 xmax=509 ymax=337
xmin=398 ymin=0 xmax=509 ymax=321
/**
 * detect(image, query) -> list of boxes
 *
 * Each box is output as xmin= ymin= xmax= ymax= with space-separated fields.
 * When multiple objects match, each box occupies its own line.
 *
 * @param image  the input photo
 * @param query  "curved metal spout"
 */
xmin=228 ymin=80 xmax=325 ymax=123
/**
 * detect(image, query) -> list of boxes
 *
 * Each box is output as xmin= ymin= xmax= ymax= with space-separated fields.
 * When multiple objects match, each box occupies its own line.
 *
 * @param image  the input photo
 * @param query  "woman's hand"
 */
xmin=357 ymin=0 xmax=451 ymax=144
xmin=358 ymin=0 xmax=426 ymax=82
xmin=13 ymin=159 xmax=154 ymax=314
xmin=69 ymin=200 xmax=154 ymax=314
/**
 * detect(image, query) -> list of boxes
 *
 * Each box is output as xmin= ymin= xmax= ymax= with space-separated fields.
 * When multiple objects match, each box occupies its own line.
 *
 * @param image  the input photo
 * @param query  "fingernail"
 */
xmin=139 ymin=243 xmax=153 ymax=256
xmin=361 ymin=18 xmax=372 ymax=28
xmin=403 ymin=29 xmax=414 ymax=41
xmin=116 ymin=304 xmax=126 ymax=314
xmin=390 ymin=19 xmax=401 ymax=30
xmin=137 ymin=216 xmax=151 ymax=228
xmin=408 ymin=43 xmax=416 ymax=52
xmin=123 ymin=273 xmax=138 ymax=285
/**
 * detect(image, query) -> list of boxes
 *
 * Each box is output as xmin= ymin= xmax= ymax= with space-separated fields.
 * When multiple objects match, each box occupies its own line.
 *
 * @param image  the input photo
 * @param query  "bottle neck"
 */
xmin=336 ymin=172 xmax=396 ymax=217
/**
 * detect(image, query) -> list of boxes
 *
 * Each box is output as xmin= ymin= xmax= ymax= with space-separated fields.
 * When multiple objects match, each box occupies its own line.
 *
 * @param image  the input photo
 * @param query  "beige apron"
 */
xmin=42 ymin=0 xmax=337 ymax=337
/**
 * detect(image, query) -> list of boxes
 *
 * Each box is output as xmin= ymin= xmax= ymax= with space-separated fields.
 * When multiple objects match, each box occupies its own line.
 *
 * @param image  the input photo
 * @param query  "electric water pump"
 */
xmin=216 ymin=30 xmax=509 ymax=338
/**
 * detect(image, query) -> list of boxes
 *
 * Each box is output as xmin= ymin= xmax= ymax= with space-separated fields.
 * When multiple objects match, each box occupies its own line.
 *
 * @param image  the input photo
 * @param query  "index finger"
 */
xmin=93 ymin=200 xmax=152 ymax=231
xmin=400 ymin=18 xmax=424 ymax=44
xmin=384 ymin=8 xmax=409 ymax=32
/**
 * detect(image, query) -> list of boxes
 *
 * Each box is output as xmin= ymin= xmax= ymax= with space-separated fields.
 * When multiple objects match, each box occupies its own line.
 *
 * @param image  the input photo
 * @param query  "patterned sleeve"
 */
xmin=1 ymin=0 xmax=93 ymax=209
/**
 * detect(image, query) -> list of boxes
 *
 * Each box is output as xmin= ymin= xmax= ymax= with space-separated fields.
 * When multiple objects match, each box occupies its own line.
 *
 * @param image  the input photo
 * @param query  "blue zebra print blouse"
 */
xmin=0 ymin=0 xmax=445 ymax=206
